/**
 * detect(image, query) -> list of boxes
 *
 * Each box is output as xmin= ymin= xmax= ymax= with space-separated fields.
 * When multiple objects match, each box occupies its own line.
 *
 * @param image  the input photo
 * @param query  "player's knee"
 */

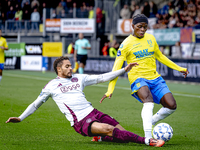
xmin=103 ymin=124 xmax=115 ymax=135
xmin=167 ymin=102 xmax=177 ymax=110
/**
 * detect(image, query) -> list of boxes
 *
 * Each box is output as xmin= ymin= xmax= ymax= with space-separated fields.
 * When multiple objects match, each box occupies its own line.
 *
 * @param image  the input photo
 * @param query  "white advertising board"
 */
xmin=60 ymin=19 xmax=95 ymax=33
xmin=21 ymin=55 xmax=42 ymax=71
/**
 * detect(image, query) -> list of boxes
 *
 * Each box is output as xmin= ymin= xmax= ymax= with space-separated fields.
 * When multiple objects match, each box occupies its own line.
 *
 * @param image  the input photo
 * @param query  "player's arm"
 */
xmin=155 ymin=43 xmax=189 ymax=78
xmin=1 ymin=40 xmax=8 ymax=50
xmin=6 ymin=90 xmax=50 ymax=123
xmin=82 ymin=40 xmax=91 ymax=50
xmin=84 ymin=62 xmax=138 ymax=87
xmin=100 ymin=58 xmax=125 ymax=103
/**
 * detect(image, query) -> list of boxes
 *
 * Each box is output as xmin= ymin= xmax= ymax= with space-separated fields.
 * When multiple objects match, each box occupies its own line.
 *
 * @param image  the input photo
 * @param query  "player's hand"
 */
xmin=6 ymin=117 xmax=21 ymax=123
xmin=100 ymin=94 xmax=112 ymax=103
xmin=180 ymin=69 xmax=189 ymax=78
xmin=124 ymin=63 xmax=139 ymax=72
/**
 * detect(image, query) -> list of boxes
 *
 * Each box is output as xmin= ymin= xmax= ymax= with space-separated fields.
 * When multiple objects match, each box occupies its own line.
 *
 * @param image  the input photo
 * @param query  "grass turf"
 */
xmin=0 ymin=70 xmax=200 ymax=150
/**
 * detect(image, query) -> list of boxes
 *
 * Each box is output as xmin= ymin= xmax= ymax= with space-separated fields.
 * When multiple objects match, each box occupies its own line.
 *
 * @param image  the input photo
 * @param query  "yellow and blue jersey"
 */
xmin=0 ymin=37 xmax=8 ymax=63
xmin=106 ymin=33 xmax=187 ymax=96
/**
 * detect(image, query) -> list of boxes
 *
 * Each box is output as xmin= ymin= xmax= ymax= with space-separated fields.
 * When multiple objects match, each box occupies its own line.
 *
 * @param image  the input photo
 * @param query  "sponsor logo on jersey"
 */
xmin=133 ymin=49 xmax=154 ymax=59
xmin=147 ymin=40 xmax=153 ymax=47
xmin=71 ymin=77 xmax=78 ymax=82
xmin=117 ymin=50 xmax=121 ymax=57
xmin=57 ymin=83 xmax=63 ymax=87
xmin=86 ymin=118 xmax=92 ymax=123
xmin=60 ymin=83 xmax=80 ymax=93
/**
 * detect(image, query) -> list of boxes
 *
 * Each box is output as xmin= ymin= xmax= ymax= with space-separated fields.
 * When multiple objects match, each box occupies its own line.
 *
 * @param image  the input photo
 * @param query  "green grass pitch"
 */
xmin=0 ymin=70 xmax=200 ymax=150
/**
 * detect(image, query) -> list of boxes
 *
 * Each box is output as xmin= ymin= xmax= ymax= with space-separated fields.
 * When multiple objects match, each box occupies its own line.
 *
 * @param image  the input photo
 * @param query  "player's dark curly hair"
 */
xmin=53 ymin=56 xmax=69 ymax=75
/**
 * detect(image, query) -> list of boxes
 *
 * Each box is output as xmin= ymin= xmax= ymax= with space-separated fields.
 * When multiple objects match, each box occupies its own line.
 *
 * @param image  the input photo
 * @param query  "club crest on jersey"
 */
xmin=71 ymin=77 xmax=78 ymax=82
xmin=147 ymin=40 xmax=153 ymax=47
xmin=119 ymin=44 xmax=123 ymax=49
xmin=86 ymin=118 xmax=92 ymax=123
xmin=117 ymin=50 xmax=121 ymax=57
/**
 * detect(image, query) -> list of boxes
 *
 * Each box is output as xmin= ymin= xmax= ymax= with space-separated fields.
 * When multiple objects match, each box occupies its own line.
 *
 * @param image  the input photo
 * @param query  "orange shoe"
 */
xmin=149 ymin=138 xmax=165 ymax=147
xmin=91 ymin=136 xmax=102 ymax=142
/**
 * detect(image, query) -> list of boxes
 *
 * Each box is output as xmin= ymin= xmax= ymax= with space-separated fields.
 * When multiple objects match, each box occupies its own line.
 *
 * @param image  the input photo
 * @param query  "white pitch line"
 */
xmin=4 ymin=73 xmax=200 ymax=99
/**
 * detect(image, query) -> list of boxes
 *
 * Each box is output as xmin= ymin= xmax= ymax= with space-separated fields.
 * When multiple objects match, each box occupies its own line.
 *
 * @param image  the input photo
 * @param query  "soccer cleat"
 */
xmin=91 ymin=136 xmax=102 ymax=142
xmin=149 ymin=138 xmax=165 ymax=147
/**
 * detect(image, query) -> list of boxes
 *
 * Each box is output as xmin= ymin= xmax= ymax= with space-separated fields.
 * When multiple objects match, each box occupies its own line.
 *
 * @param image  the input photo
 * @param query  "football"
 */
xmin=153 ymin=123 xmax=173 ymax=142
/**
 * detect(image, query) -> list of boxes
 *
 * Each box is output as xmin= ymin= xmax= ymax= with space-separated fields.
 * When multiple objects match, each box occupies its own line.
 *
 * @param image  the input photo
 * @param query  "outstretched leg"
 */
xmin=152 ymin=93 xmax=176 ymax=125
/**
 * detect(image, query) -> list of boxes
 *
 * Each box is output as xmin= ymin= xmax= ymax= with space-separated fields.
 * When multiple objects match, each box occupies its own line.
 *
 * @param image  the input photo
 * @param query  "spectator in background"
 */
xmin=15 ymin=8 xmax=23 ymax=32
xmin=195 ymin=11 xmax=200 ymax=24
xmin=22 ymin=10 xmax=31 ymax=30
xmin=31 ymin=8 xmax=40 ymax=32
xmin=57 ymin=9 xmax=67 ymax=18
xmin=102 ymin=40 xmax=109 ymax=56
xmin=51 ymin=9 xmax=57 ymax=19
xmin=173 ymin=0 xmax=185 ymax=12
xmin=168 ymin=2 xmax=176 ymax=16
xmin=31 ymin=0 xmax=40 ymax=10
xmin=88 ymin=6 xmax=94 ymax=18
xmin=7 ymin=6 xmax=16 ymax=31
xmin=168 ymin=13 xmax=176 ymax=28
xmin=72 ymin=2 xmax=78 ymax=18
xmin=109 ymin=40 xmax=119 ymax=58
xmin=66 ymin=0 xmax=73 ymax=10
xmin=39 ymin=2 xmax=47 ymax=21
xmin=130 ymin=0 xmax=136 ymax=17
xmin=149 ymin=1 xmax=157 ymax=18
xmin=0 ymin=12 xmax=6 ymax=30
xmin=142 ymin=2 xmax=150 ymax=18
xmin=132 ymin=5 xmax=141 ymax=17
xmin=171 ymin=41 xmax=182 ymax=58
xmin=120 ymin=4 xmax=131 ymax=19
xmin=96 ymin=7 xmax=103 ymax=34
xmin=23 ymin=1 xmax=31 ymax=13
xmin=56 ymin=2 xmax=64 ymax=17
xmin=21 ymin=0 xmax=30 ymax=9
xmin=5 ymin=1 xmax=13 ymax=14
xmin=61 ymin=0 xmax=67 ymax=8
xmin=78 ymin=6 xmax=88 ymax=18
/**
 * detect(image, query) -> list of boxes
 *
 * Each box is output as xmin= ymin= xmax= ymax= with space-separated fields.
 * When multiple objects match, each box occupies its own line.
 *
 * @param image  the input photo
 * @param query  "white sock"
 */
xmin=0 ymin=76 xmax=2 ymax=83
xmin=152 ymin=107 xmax=176 ymax=125
xmin=145 ymin=137 xmax=151 ymax=145
xmin=141 ymin=102 xmax=154 ymax=138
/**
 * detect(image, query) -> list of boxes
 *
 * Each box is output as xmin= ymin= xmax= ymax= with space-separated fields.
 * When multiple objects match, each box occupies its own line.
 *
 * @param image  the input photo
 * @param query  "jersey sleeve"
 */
xmin=105 ymin=42 xmax=127 ymax=96
xmin=154 ymin=37 xmax=187 ymax=72
xmin=86 ymin=40 xmax=91 ymax=48
xmin=18 ymin=84 xmax=51 ymax=121
xmin=3 ymin=39 xmax=8 ymax=48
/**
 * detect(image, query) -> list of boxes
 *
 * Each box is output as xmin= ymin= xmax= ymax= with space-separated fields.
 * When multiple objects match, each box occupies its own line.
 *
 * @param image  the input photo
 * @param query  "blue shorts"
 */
xmin=131 ymin=76 xmax=171 ymax=104
xmin=0 ymin=63 xmax=4 ymax=70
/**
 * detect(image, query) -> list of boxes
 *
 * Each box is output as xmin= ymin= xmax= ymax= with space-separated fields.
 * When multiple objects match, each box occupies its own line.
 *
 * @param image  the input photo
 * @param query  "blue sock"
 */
xmin=78 ymin=67 xmax=84 ymax=74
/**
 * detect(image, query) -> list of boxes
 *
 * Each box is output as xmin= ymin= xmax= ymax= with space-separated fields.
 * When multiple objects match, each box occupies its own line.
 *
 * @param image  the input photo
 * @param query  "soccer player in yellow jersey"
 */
xmin=100 ymin=14 xmax=189 ymax=138
xmin=0 ymin=29 xmax=8 ymax=83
